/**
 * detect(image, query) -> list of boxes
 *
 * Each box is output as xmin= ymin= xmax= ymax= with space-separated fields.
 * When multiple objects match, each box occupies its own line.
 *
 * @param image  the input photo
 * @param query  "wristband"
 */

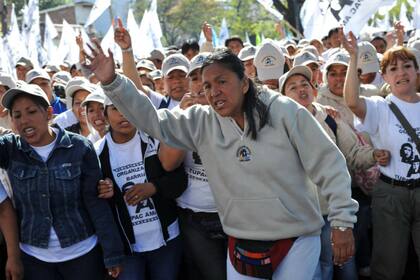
xmin=121 ymin=47 xmax=133 ymax=53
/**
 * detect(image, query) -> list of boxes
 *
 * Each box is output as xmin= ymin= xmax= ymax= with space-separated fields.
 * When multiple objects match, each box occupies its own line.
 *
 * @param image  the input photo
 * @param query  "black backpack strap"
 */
xmin=324 ymin=115 xmax=337 ymax=137
xmin=158 ymin=97 xmax=170 ymax=109
xmin=388 ymin=101 xmax=420 ymax=154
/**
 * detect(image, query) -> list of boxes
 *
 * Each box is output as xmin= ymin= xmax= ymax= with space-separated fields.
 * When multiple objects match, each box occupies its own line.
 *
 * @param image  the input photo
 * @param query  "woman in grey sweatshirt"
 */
xmin=86 ymin=47 xmax=358 ymax=280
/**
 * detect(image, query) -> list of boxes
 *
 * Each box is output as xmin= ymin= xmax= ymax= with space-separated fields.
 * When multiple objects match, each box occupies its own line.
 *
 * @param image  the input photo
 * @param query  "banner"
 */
xmin=44 ymin=13 xmax=58 ymax=62
xmin=218 ymin=18 xmax=230 ymax=47
xmin=300 ymin=0 xmax=395 ymax=39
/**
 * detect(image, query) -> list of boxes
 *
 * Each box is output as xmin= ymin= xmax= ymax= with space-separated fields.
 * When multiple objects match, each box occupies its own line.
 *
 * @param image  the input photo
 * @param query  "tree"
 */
xmin=133 ymin=0 xmax=282 ymax=46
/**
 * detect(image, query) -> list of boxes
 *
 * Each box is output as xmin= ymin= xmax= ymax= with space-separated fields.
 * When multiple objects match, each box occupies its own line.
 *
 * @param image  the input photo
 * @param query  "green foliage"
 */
xmin=10 ymin=0 xmax=70 ymax=16
xmin=133 ymin=0 xmax=281 ymax=46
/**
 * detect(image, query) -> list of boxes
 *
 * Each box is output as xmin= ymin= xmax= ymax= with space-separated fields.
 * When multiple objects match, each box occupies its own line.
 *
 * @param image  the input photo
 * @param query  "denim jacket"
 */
xmin=0 ymin=128 xmax=124 ymax=267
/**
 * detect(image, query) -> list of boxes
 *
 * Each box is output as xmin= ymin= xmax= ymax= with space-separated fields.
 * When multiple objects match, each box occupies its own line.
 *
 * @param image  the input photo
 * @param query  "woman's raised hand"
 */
xmin=83 ymin=38 xmax=116 ymax=85
xmin=339 ymin=28 xmax=358 ymax=56
xmin=114 ymin=18 xmax=132 ymax=50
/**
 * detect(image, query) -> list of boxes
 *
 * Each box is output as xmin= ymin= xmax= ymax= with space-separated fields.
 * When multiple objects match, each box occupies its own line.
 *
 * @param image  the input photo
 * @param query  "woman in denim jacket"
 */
xmin=0 ymin=83 xmax=124 ymax=280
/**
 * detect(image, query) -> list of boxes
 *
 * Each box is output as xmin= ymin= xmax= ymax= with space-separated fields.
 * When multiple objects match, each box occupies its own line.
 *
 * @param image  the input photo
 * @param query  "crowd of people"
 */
xmin=0 ymin=17 xmax=419 ymax=280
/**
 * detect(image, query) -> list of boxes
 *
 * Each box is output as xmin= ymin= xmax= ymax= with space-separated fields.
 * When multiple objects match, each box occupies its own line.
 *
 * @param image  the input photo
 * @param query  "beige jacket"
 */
xmin=312 ymin=103 xmax=376 ymax=214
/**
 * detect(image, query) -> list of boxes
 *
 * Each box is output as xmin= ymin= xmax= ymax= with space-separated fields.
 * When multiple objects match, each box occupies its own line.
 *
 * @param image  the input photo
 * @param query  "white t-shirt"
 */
xmin=52 ymin=109 xmax=78 ymax=129
xmin=148 ymin=89 xmax=179 ymax=110
xmin=20 ymin=128 xmax=98 ymax=262
xmin=104 ymin=132 xmax=178 ymax=252
xmin=177 ymin=151 xmax=217 ymax=213
xmin=355 ymin=95 xmax=420 ymax=180
xmin=0 ymin=180 xmax=7 ymax=204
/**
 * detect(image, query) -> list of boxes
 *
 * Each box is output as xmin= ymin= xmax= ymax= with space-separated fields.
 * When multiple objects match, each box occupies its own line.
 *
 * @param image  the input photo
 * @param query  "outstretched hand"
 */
xmin=83 ymin=39 xmax=116 ymax=85
xmin=339 ymin=28 xmax=358 ymax=56
xmin=202 ymin=21 xmax=213 ymax=42
xmin=114 ymin=18 xmax=132 ymax=50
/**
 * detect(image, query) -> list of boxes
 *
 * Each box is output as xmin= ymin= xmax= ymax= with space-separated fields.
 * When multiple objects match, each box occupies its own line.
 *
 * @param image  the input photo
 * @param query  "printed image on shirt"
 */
xmin=398 ymin=124 xmax=420 ymax=178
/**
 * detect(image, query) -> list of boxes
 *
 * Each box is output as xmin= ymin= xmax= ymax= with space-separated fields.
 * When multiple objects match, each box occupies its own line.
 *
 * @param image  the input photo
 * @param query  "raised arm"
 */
xmin=84 ymin=41 xmax=203 ymax=152
xmin=114 ymin=18 xmax=149 ymax=96
xmin=341 ymin=29 xmax=367 ymax=120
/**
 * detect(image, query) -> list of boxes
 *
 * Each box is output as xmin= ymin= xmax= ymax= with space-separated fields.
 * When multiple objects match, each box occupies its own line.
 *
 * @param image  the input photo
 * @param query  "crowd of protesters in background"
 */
xmin=0 ymin=16 xmax=419 ymax=280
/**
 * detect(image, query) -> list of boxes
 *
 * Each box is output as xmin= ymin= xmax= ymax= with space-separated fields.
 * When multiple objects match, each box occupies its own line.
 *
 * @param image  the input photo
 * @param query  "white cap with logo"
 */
xmin=293 ymin=51 xmax=320 ymax=67
xmin=324 ymin=50 xmax=350 ymax=71
xmin=357 ymin=41 xmax=380 ymax=75
xmin=187 ymin=52 xmax=211 ymax=76
xmin=254 ymin=40 xmax=285 ymax=81
xmin=162 ymin=54 xmax=190 ymax=77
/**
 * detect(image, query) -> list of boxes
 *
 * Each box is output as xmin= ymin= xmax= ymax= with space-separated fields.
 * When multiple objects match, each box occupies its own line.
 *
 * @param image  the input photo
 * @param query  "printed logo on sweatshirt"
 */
xmin=236 ymin=146 xmax=251 ymax=162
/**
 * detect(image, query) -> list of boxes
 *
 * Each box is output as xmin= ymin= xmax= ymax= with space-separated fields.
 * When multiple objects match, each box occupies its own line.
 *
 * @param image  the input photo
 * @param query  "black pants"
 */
xmin=178 ymin=208 xmax=227 ymax=280
xmin=21 ymin=245 xmax=105 ymax=280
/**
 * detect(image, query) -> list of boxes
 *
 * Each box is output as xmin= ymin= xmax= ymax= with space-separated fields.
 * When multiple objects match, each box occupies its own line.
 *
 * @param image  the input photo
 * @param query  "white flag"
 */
xmin=218 ymin=18 xmax=230 ymax=47
xmin=21 ymin=0 xmax=47 ymax=67
xmin=148 ymin=0 xmax=163 ymax=49
xmin=138 ymin=10 xmax=155 ymax=56
xmin=101 ymin=26 xmax=122 ymax=64
xmin=127 ymin=8 xmax=144 ymax=58
xmin=4 ymin=4 xmax=27 ymax=73
xmin=0 ymin=38 xmax=13 ymax=75
xmin=256 ymin=0 xmax=283 ymax=20
xmin=44 ymin=13 xmax=58 ymax=62
xmin=85 ymin=0 xmax=111 ymax=27
xmin=56 ymin=20 xmax=79 ymax=64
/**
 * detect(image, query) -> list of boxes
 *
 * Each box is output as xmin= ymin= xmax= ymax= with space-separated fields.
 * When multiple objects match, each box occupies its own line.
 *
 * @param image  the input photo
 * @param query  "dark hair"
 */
xmin=201 ymin=49 xmax=269 ymax=140
xmin=9 ymin=93 xmax=49 ymax=116
xmin=371 ymin=36 xmax=387 ymax=47
xmin=225 ymin=37 xmax=244 ymax=48
xmin=328 ymin=28 xmax=340 ymax=38
xmin=181 ymin=39 xmax=200 ymax=55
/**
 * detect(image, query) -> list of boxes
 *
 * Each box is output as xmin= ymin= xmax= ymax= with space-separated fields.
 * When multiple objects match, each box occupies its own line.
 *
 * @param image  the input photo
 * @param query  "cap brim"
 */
xmin=279 ymin=65 xmax=312 ymax=94
xmin=239 ymin=55 xmax=255 ymax=62
xmin=325 ymin=61 xmax=348 ymax=70
xmin=27 ymin=75 xmax=51 ymax=84
xmin=81 ymin=96 xmax=105 ymax=107
xmin=164 ymin=66 xmax=188 ymax=76
xmin=1 ymin=89 xmax=48 ymax=110
xmin=257 ymin=65 xmax=284 ymax=81
xmin=359 ymin=63 xmax=379 ymax=75
xmin=66 ymin=85 xmax=95 ymax=98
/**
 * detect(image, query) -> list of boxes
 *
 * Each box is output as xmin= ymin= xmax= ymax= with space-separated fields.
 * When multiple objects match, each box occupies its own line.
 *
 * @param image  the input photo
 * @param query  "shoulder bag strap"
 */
xmin=388 ymin=101 xmax=420 ymax=154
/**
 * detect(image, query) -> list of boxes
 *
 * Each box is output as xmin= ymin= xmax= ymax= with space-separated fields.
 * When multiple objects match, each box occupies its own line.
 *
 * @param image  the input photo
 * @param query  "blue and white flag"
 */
xmin=218 ymin=18 xmax=230 ymax=47
xmin=85 ymin=0 xmax=111 ymax=27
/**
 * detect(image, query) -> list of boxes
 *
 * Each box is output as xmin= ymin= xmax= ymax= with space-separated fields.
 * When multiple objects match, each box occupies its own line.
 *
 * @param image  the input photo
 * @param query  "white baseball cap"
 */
xmin=357 ymin=41 xmax=380 ymax=75
xmin=162 ymin=53 xmax=190 ymax=76
xmin=408 ymin=39 xmax=420 ymax=52
xmin=238 ymin=46 xmax=257 ymax=61
xmin=324 ymin=50 xmax=350 ymax=71
xmin=15 ymin=57 xmax=34 ymax=69
xmin=81 ymin=87 xmax=106 ymax=107
xmin=136 ymin=59 xmax=157 ymax=71
xmin=187 ymin=52 xmax=211 ymax=76
xmin=65 ymin=77 xmax=97 ymax=99
xmin=254 ymin=40 xmax=285 ymax=81
xmin=293 ymin=51 xmax=320 ymax=67
xmin=2 ymin=82 xmax=50 ymax=110
xmin=278 ymin=65 xmax=312 ymax=94
xmin=0 ymin=72 xmax=16 ymax=89
xmin=52 ymin=71 xmax=72 ymax=87
xmin=25 ymin=68 xmax=51 ymax=84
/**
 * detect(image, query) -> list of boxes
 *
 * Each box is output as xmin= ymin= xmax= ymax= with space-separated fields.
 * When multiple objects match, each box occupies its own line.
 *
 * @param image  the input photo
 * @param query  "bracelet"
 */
xmin=332 ymin=226 xmax=350 ymax=232
xmin=121 ymin=47 xmax=133 ymax=53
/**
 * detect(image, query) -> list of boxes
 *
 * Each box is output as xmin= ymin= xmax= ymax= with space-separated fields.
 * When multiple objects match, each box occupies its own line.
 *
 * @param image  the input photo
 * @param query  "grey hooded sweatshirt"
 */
xmin=102 ymin=74 xmax=358 ymax=241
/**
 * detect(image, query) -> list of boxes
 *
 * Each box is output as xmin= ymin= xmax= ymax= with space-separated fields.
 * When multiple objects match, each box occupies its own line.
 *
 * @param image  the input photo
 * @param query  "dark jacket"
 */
xmin=97 ymin=132 xmax=187 ymax=254
xmin=0 ymin=127 xmax=124 ymax=267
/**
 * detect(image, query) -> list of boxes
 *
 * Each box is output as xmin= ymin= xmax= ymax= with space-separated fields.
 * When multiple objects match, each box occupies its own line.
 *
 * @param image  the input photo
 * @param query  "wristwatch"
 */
xmin=332 ymin=226 xmax=350 ymax=232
